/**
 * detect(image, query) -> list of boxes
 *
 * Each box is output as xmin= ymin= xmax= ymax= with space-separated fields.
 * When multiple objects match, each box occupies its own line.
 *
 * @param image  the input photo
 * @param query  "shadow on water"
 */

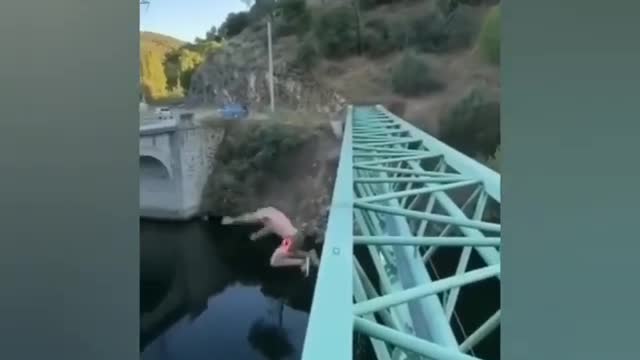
xmin=140 ymin=216 xmax=319 ymax=360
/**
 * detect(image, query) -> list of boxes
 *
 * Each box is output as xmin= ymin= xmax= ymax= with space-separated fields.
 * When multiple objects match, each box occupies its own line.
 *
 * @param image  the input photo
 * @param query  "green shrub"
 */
xmin=295 ymin=36 xmax=319 ymax=71
xmin=407 ymin=12 xmax=448 ymax=52
xmin=249 ymin=20 xmax=265 ymax=33
xmin=163 ymin=47 xmax=207 ymax=92
xmin=391 ymin=51 xmax=442 ymax=96
xmin=275 ymin=16 xmax=310 ymax=38
xmin=204 ymin=119 xmax=322 ymax=213
xmin=312 ymin=6 xmax=358 ymax=59
xmin=436 ymin=0 xmax=455 ymax=16
xmin=438 ymin=0 xmax=499 ymax=15
xmin=362 ymin=29 xmax=389 ymax=57
xmin=405 ymin=4 xmax=479 ymax=53
xmin=364 ymin=18 xmax=389 ymax=34
xmin=362 ymin=18 xmax=398 ymax=57
xmin=478 ymin=6 xmax=500 ymax=64
xmin=219 ymin=12 xmax=250 ymax=38
xmin=179 ymin=68 xmax=196 ymax=91
xmin=359 ymin=0 xmax=378 ymax=10
xmin=248 ymin=0 xmax=277 ymax=22
xmin=216 ymin=120 xmax=320 ymax=169
xmin=439 ymin=87 xmax=500 ymax=158
xmin=274 ymin=0 xmax=311 ymax=37
xmin=359 ymin=0 xmax=403 ymax=8
xmin=444 ymin=6 xmax=480 ymax=51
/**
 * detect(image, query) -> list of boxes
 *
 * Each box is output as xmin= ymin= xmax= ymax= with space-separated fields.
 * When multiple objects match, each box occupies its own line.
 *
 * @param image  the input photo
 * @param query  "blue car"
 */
xmin=220 ymin=104 xmax=249 ymax=119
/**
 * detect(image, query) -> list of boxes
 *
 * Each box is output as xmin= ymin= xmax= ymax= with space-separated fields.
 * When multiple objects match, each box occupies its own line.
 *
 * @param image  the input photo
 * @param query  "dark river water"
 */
xmin=140 ymin=216 xmax=318 ymax=360
xmin=141 ymin=216 xmax=499 ymax=360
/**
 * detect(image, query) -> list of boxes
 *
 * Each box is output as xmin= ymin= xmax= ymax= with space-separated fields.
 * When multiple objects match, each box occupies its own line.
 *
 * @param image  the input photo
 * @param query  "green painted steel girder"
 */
xmin=303 ymin=105 xmax=501 ymax=360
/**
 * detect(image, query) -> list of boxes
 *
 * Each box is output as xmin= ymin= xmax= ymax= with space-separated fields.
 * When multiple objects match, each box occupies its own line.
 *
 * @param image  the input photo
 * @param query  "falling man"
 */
xmin=222 ymin=206 xmax=320 ymax=276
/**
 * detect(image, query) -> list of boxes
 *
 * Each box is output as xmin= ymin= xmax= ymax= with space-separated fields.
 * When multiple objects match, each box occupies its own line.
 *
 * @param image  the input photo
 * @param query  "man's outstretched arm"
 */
xmin=221 ymin=211 xmax=261 ymax=225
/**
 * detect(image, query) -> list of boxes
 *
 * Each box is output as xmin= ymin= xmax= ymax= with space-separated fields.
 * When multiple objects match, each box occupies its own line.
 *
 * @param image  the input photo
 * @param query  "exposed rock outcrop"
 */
xmin=187 ymin=30 xmax=346 ymax=116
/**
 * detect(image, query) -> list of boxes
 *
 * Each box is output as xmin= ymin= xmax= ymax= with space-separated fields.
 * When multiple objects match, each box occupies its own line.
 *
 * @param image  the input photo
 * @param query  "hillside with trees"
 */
xmin=140 ymin=0 xmax=501 ymax=169
xmin=140 ymin=31 xmax=222 ymax=104
xmin=140 ymin=31 xmax=185 ymax=102
xmin=184 ymin=0 xmax=501 ymax=168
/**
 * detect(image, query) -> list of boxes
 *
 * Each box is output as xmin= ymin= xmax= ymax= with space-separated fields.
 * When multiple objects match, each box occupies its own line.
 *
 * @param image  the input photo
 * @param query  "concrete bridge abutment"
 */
xmin=139 ymin=113 xmax=224 ymax=220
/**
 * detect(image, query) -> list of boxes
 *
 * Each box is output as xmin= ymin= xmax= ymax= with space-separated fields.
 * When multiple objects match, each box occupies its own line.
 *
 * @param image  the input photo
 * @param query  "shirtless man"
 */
xmin=221 ymin=207 xmax=319 ymax=276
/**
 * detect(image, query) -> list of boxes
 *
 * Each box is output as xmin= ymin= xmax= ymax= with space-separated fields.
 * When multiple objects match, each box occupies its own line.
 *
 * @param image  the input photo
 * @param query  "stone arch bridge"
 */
xmin=139 ymin=112 xmax=225 ymax=220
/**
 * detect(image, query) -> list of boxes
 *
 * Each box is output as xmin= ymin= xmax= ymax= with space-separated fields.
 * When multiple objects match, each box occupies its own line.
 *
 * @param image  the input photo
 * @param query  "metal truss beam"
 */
xmin=303 ymin=105 xmax=501 ymax=360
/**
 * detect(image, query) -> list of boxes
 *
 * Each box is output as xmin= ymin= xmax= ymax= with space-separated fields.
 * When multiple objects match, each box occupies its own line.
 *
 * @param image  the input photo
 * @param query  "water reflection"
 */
xmin=248 ymin=316 xmax=294 ymax=360
xmin=140 ymin=216 xmax=317 ymax=360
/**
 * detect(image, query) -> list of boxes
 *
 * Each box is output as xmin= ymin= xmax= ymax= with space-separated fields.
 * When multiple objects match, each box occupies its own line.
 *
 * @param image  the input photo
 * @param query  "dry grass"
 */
xmin=366 ymin=0 xmax=434 ymax=20
xmin=314 ymin=44 xmax=499 ymax=136
xmin=302 ymin=1 xmax=500 ymax=136
xmin=315 ymin=57 xmax=395 ymax=103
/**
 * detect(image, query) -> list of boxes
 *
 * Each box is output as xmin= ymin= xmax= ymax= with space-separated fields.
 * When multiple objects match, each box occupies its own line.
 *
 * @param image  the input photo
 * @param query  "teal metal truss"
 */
xmin=302 ymin=105 xmax=501 ymax=360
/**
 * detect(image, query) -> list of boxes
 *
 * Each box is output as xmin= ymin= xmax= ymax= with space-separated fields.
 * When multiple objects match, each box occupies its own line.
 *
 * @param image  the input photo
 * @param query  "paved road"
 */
xmin=140 ymin=104 xmax=219 ymax=125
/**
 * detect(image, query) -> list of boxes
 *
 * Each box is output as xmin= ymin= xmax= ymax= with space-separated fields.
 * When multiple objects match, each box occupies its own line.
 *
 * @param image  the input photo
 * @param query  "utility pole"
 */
xmin=267 ymin=19 xmax=275 ymax=112
xmin=353 ymin=0 xmax=363 ymax=55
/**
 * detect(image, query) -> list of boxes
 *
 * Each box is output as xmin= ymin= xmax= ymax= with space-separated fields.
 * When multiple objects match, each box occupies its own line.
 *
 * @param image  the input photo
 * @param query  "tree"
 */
xmin=313 ymin=6 xmax=359 ymax=59
xmin=140 ymin=50 xmax=169 ymax=98
xmin=295 ymin=36 xmax=318 ymax=71
xmin=219 ymin=12 xmax=250 ymax=38
xmin=205 ymin=25 xmax=218 ymax=41
xmin=249 ymin=0 xmax=277 ymax=21
xmin=179 ymin=67 xmax=197 ymax=91
xmin=391 ymin=51 xmax=442 ymax=96
xmin=478 ymin=6 xmax=500 ymax=65
xmin=274 ymin=0 xmax=311 ymax=36
xmin=163 ymin=48 xmax=205 ymax=92
xmin=240 ymin=0 xmax=255 ymax=8
xmin=439 ymin=87 xmax=501 ymax=158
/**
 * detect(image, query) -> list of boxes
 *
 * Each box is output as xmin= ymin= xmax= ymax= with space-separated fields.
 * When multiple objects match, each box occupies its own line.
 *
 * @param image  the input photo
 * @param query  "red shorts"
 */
xmin=279 ymin=237 xmax=294 ymax=254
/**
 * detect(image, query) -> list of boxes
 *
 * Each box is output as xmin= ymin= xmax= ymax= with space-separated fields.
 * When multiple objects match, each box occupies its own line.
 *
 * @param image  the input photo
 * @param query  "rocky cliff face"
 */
xmin=187 ymin=30 xmax=346 ymax=116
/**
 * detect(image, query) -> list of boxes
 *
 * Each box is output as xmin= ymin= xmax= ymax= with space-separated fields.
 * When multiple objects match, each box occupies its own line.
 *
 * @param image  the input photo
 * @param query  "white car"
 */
xmin=155 ymin=107 xmax=172 ymax=119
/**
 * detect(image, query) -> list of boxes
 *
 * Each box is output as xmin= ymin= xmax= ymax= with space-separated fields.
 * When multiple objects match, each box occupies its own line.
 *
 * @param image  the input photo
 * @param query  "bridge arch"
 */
xmin=139 ymin=145 xmax=173 ymax=178
xmin=139 ymin=155 xmax=171 ymax=179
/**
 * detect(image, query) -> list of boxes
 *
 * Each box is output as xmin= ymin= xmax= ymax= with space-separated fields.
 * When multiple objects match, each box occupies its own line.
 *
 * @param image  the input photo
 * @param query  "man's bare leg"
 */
xmin=288 ymin=249 xmax=319 ymax=266
xmin=308 ymin=249 xmax=320 ymax=266
xmin=270 ymin=247 xmax=309 ymax=275
xmin=287 ymin=249 xmax=317 ymax=275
